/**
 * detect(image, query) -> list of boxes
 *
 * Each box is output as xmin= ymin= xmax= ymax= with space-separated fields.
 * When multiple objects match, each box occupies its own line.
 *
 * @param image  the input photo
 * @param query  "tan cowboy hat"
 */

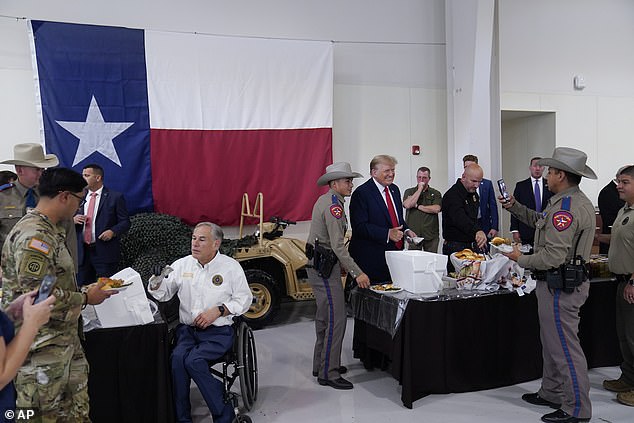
xmin=537 ymin=147 xmax=597 ymax=179
xmin=1 ymin=143 xmax=59 ymax=168
xmin=317 ymin=162 xmax=363 ymax=186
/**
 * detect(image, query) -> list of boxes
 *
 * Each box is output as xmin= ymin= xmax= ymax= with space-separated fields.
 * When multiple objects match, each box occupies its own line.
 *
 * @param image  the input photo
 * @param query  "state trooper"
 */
xmin=499 ymin=147 xmax=596 ymax=423
xmin=307 ymin=162 xmax=370 ymax=390
xmin=0 ymin=144 xmax=58 ymax=249
xmin=0 ymin=143 xmax=79 ymax=275
xmin=1 ymin=168 xmax=113 ymax=421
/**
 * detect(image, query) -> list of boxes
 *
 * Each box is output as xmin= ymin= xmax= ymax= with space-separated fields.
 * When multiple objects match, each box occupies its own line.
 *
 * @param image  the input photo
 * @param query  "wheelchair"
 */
xmin=209 ymin=317 xmax=259 ymax=423
xmin=158 ymin=297 xmax=258 ymax=423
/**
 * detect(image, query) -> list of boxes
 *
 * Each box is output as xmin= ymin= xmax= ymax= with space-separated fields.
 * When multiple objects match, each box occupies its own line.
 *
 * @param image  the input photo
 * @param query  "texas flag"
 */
xmin=29 ymin=20 xmax=333 ymax=225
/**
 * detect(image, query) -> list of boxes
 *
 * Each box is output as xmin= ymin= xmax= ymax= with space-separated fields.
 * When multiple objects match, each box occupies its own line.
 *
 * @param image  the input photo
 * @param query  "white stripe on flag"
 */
xmin=145 ymin=31 xmax=333 ymax=131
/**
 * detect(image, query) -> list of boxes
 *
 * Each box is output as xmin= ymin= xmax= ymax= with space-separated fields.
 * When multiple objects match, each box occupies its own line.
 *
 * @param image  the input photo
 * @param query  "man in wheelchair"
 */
xmin=148 ymin=222 xmax=252 ymax=423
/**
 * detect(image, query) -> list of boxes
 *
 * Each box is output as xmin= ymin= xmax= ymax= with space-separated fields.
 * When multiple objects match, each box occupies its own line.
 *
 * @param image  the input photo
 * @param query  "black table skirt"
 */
xmin=353 ymin=279 xmax=622 ymax=408
xmin=83 ymin=318 xmax=174 ymax=423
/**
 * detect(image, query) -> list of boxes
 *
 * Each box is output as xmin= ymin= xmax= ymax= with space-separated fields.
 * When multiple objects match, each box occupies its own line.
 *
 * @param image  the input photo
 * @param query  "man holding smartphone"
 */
xmin=1 ymin=168 xmax=115 ymax=421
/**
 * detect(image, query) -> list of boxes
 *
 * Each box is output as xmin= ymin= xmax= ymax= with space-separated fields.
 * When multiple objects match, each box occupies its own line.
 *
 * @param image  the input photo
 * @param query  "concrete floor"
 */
xmin=189 ymin=300 xmax=631 ymax=423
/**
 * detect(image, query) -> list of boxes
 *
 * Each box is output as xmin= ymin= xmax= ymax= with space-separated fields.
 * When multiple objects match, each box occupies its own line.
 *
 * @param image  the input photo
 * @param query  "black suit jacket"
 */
xmin=510 ymin=177 xmax=553 ymax=243
xmin=349 ymin=179 xmax=408 ymax=283
xmin=76 ymin=187 xmax=131 ymax=265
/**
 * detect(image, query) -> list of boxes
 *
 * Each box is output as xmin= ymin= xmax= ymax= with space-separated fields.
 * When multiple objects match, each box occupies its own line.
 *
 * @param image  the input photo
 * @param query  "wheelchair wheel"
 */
xmin=233 ymin=415 xmax=252 ymax=423
xmin=237 ymin=321 xmax=258 ymax=411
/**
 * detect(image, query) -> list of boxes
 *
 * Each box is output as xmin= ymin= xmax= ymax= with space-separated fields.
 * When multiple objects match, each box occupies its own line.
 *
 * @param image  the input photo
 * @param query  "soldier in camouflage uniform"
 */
xmin=1 ymin=168 xmax=114 ymax=422
xmin=0 ymin=143 xmax=78 ymax=274
xmin=500 ymin=147 xmax=597 ymax=423
xmin=307 ymin=162 xmax=370 ymax=390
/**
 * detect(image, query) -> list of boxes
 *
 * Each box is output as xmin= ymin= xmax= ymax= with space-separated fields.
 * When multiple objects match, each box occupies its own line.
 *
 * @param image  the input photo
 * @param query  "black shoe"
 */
xmin=313 ymin=366 xmax=347 ymax=377
xmin=541 ymin=409 xmax=589 ymax=423
xmin=317 ymin=376 xmax=353 ymax=390
xmin=522 ymin=393 xmax=561 ymax=409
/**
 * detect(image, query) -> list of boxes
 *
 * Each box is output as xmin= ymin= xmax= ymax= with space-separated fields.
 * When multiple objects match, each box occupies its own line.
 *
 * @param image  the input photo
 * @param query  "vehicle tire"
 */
xmin=243 ymin=269 xmax=280 ymax=328
xmin=237 ymin=321 xmax=258 ymax=410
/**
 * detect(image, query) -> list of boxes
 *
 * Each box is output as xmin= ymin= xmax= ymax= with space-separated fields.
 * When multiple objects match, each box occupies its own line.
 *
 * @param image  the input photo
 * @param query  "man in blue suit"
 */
xmin=511 ymin=157 xmax=553 ymax=247
xmin=463 ymin=155 xmax=499 ymax=238
xmin=349 ymin=155 xmax=416 ymax=283
xmin=74 ymin=164 xmax=130 ymax=286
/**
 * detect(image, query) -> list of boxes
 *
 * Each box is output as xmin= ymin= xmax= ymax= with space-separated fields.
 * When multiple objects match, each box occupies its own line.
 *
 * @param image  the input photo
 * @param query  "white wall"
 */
xmin=0 ymin=0 xmax=448 ymax=238
xmin=500 ymin=112 xmax=555 ymax=237
xmin=499 ymin=0 xmax=634 ymax=204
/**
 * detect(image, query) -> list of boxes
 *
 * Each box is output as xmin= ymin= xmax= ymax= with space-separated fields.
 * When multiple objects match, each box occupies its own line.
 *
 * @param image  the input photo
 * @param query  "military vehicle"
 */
xmin=232 ymin=193 xmax=314 ymax=328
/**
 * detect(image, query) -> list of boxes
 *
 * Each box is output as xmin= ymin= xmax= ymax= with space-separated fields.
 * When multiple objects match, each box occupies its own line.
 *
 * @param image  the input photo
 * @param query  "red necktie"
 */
xmin=384 ymin=186 xmax=403 ymax=250
xmin=83 ymin=192 xmax=97 ymax=244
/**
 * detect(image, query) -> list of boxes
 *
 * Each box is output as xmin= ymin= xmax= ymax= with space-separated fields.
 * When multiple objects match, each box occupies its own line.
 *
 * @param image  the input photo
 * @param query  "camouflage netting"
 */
xmin=119 ymin=212 xmax=260 ymax=283
xmin=119 ymin=213 xmax=193 ymax=283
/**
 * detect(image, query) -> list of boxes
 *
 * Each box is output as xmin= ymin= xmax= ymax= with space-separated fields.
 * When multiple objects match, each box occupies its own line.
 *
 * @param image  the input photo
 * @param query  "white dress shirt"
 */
xmin=149 ymin=253 xmax=252 ymax=326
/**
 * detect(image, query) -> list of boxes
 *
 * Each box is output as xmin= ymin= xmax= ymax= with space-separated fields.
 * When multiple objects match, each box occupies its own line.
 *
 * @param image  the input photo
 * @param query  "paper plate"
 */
xmin=370 ymin=284 xmax=403 ymax=294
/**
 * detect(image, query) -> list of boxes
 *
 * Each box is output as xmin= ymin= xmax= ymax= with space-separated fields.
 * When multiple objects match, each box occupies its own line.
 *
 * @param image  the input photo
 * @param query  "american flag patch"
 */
xmin=28 ymin=238 xmax=51 ymax=255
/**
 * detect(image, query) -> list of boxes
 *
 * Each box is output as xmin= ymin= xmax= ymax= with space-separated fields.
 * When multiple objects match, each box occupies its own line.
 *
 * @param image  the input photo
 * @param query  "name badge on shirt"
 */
xmin=212 ymin=274 xmax=223 ymax=286
xmin=182 ymin=272 xmax=193 ymax=278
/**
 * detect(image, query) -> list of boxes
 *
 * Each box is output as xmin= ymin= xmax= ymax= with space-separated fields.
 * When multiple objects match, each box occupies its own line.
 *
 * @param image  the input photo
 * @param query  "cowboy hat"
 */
xmin=1 ymin=143 xmax=59 ymax=168
xmin=317 ymin=162 xmax=363 ymax=186
xmin=537 ymin=147 xmax=597 ymax=179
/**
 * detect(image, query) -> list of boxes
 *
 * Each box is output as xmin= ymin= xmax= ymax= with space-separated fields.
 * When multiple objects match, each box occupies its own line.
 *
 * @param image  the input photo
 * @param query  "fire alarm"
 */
xmin=412 ymin=145 xmax=420 ymax=155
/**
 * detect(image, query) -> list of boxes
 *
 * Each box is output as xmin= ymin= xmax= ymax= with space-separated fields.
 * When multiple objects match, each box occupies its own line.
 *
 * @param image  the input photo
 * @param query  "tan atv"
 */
xmin=232 ymin=194 xmax=314 ymax=328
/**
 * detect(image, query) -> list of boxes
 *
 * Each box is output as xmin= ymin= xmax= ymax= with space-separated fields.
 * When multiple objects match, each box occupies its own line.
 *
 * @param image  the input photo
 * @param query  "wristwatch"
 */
xmin=218 ymin=305 xmax=226 ymax=316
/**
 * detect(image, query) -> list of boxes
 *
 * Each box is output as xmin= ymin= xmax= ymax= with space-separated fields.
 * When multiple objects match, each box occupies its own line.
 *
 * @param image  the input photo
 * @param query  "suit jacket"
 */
xmin=597 ymin=180 xmax=624 ymax=254
xmin=76 ymin=187 xmax=131 ymax=265
xmin=478 ymin=178 xmax=499 ymax=234
xmin=349 ymin=178 xmax=408 ymax=283
xmin=510 ymin=177 xmax=553 ymax=243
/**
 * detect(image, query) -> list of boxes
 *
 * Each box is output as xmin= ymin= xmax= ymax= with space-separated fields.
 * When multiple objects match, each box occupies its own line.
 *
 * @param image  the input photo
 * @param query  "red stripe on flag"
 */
xmin=150 ymin=128 xmax=332 ymax=226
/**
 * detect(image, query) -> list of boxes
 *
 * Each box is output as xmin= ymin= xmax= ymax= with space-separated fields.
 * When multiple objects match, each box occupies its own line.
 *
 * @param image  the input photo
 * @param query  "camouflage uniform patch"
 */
xmin=20 ymin=252 xmax=47 ymax=277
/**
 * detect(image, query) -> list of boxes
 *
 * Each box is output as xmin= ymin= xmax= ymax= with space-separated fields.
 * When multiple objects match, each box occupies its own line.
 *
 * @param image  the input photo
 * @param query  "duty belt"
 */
xmin=531 ymin=270 xmax=547 ymax=280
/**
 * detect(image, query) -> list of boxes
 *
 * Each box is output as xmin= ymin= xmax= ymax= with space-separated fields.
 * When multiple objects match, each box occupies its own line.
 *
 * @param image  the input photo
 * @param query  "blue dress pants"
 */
xmin=172 ymin=324 xmax=234 ymax=423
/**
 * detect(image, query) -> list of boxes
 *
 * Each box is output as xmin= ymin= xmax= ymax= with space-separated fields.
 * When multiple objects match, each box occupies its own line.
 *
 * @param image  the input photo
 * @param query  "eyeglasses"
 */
xmin=67 ymin=191 xmax=86 ymax=207
xmin=614 ymin=178 xmax=632 ymax=186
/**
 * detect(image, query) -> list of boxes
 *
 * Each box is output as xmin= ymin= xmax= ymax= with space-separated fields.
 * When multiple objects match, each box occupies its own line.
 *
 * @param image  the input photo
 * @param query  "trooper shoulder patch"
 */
xmin=330 ymin=204 xmax=343 ymax=219
xmin=553 ymin=210 xmax=573 ymax=232
xmin=212 ymin=274 xmax=223 ymax=286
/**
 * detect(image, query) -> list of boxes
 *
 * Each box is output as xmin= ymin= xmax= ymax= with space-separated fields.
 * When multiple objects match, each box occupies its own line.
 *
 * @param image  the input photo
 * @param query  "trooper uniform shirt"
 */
xmin=608 ymin=203 xmax=634 ymax=275
xmin=307 ymin=189 xmax=363 ymax=278
xmin=509 ymin=185 xmax=595 ymax=420
xmin=0 ymin=181 xmax=32 ymax=248
xmin=510 ymin=185 xmax=595 ymax=269
xmin=149 ymin=253 xmax=252 ymax=326
xmin=0 ymin=209 xmax=89 ymax=421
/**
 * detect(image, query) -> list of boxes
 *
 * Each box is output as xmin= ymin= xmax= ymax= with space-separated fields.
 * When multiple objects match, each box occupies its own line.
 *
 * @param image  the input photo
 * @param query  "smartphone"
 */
xmin=34 ymin=275 xmax=56 ymax=304
xmin=497 ymin=179 xmax=510 ymax=200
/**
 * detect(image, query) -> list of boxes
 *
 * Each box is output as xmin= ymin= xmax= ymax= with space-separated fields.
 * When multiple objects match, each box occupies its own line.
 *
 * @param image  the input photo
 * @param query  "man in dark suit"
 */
xmin=463 ymin=155 xmax=499 ymax=238
xmin=349 ymin=155 xmax=416 ymax=283
xmin=510 ymin=157 xmax=553 ymax=246
xmin=74 ymin=164 xmax=130 ymax=286
xmin=597 ymin=166 xmax=628 ymax=254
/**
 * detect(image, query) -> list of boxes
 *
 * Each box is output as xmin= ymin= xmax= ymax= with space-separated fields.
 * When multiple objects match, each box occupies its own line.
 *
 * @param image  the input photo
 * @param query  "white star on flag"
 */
xmin=56 ymin=96 xmax=134 ymax=166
